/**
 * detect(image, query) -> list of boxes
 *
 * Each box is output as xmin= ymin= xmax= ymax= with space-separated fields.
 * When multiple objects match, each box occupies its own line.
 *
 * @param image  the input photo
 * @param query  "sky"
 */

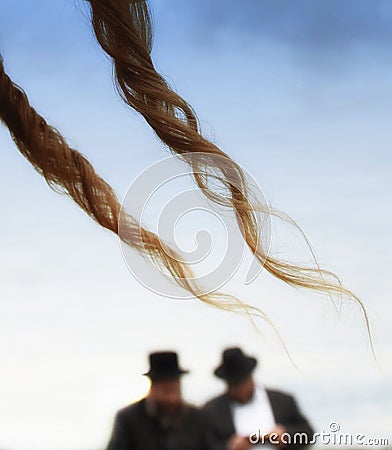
xmin=0 ymin=1 xmax=391 ymax=449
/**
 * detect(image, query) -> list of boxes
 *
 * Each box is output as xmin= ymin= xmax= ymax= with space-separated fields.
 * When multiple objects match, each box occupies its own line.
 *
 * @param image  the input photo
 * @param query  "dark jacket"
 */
xmin=106 ymin=397 xmax=209 ymax=450
xmin=203 ymin=388 xmax=314 ymax=450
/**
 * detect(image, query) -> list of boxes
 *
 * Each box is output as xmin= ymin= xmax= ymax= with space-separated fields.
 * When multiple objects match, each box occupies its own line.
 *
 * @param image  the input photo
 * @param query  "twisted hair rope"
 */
xmin=87 ymin=0 xmax=374 ymax=334
xmin=0 ymin=57 xmax=267 ymax=320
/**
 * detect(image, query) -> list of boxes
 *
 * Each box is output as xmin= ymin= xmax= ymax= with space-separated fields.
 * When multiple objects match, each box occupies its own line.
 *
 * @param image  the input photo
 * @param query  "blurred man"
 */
xmin=203 ymin=347 xmax=314 ymax=450
xmin=106 ymin=351 xmax=209 ymax=450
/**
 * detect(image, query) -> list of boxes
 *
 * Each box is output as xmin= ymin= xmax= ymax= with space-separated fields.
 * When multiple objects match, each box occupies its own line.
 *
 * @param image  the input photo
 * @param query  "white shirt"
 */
xmin=231 ymin=385 xmax=276 ymax=449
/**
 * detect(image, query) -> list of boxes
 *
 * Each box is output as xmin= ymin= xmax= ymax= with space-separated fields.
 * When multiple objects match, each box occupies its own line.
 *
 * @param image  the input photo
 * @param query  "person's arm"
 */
xmin=204 ymin=421 xmax=230 ymax=450
xmin=202 ymin=415 xmax=252 ymax=450
xmin=271 ymin=395 xmax=314 ymax=450
xmin=202 ymin=408 xmax=231 ymax=450
xmin=105 ymin=411 xmax=135 ymax=450
xmin=284 ymin=395 xmax=314 ymax=439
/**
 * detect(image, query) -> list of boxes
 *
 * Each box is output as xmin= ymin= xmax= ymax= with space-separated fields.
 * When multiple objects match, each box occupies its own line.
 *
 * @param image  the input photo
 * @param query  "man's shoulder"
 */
xmin=116 ymin=398 xmax=146 ymax=420
xmin=203 ymin=392 xmax=229 ymax=413
xmin=265 ymin=387 xmax=295 ymax=404
xmin=184 ymin=402 xmax=206 ymax=422
xmin=185 ymin=402 xmax=203 ymax=413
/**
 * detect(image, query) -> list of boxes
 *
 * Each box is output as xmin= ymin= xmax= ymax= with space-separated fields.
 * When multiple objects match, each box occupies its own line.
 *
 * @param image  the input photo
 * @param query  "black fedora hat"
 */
xmin=214 ymin=347 xmax=257 ymax=383
xmin=143 ymin=351 xmax=189 ymax=381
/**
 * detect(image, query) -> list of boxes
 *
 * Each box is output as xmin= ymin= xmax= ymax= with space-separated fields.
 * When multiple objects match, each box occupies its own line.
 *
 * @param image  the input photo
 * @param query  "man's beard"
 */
xmin=154 ymin=402 xmax=185 ymax=429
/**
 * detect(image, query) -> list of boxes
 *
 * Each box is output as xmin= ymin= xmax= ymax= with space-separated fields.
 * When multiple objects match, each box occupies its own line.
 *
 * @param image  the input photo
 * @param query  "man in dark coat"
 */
xmin=203 ymin=348 xmax=314 ymax=450
xmin=106 ymin=351 xmax=209 ymax=450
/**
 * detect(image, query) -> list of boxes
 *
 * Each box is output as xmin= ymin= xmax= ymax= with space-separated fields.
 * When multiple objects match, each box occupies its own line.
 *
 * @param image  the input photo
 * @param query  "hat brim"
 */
xmin=143 ymin=369 xmax=189 ymax=380
xmin=214 ymin=357 xmax=257 ymax=382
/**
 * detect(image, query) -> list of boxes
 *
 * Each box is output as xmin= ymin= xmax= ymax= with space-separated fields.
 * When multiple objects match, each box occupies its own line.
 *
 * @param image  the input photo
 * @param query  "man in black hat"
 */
xmin=203 ymin=347 xmax=314 ymax=450
xmin=105 ymin=351 xmax=209 ymax=450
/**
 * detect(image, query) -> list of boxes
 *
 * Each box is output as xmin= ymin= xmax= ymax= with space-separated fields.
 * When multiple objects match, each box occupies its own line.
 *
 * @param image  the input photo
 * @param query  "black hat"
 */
xmin=214 ymin=347 xmax=257 ymax=383
xmin=143 ymin=351 xmax=189 ymax=381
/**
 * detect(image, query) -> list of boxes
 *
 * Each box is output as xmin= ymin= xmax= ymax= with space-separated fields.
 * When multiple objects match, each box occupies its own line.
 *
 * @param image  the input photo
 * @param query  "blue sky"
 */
xmin=0 ymin=1 xmax=391 ymax=450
